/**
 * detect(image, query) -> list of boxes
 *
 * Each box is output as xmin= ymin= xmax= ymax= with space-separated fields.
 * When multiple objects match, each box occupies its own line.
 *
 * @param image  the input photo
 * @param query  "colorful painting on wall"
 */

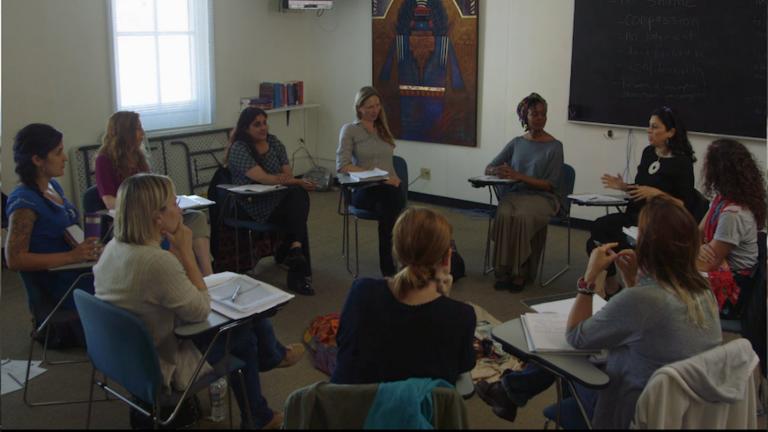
xmin=372 ymin=0 xmax=479 ymax=147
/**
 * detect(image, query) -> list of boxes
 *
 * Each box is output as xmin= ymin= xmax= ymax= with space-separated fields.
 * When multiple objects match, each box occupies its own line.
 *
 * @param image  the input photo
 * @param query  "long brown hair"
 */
xmin=355 ymin=86 xmax=395 ymax=146
xmin=98 ymin=111 xmax=149 ymax=180
xmin=636 ymin=195 xmax=717 ymax=327
xmin=391 ymin=207 xmax=452 ymax=299
xmin=702 ymin=138 xmax=766 ymax=230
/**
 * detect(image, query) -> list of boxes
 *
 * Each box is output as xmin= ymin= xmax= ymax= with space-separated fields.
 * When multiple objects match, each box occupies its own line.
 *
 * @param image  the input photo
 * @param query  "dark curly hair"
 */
xmin=651 ymin=106 xmax=696 ymax=162
xmin=516 ymin=92 xmax=547 ymax=131
xmin=702 ymin=138 xmax=767 ymax=230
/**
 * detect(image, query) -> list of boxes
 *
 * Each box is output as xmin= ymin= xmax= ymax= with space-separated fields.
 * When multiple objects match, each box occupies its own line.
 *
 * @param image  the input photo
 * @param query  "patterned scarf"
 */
xmin=703 ymin=194 xmax=743 ymax=310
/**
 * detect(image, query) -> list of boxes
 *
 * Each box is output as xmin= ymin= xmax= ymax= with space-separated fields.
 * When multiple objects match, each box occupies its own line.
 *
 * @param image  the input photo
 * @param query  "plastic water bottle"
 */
xmin=208 ymin=377 xmax=227 ymax=422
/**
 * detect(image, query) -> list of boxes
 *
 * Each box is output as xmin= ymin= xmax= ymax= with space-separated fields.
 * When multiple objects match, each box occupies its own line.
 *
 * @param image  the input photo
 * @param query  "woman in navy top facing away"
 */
xmin=589 ymin=106 xmax=696 ymax=297
xmin=336 ymin=86 xmax=406 ymax=277
xmin=226 ymin=107 xmax=316 ymax=295
xmin=95 ymin=111 xmax=213 ymax=275
xmin=5 ymin=124 xmax=101 ymax=346
xmin=331 ymin=207 xmax=476 ymax=385
xmin=485 ymin=93 xmax=564 ymax=292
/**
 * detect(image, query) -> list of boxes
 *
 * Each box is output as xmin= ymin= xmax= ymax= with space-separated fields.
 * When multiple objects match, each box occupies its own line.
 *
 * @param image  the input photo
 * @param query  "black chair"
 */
xmin=340 ymin=156 xmax=408 ymax=278
xmin=208 ymin=166 xmax=283 ymax=273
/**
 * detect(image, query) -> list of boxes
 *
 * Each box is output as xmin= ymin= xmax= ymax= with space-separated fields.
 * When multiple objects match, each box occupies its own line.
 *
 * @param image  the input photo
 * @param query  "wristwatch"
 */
xmin=576 ymin=277 xmax=596 ymax=296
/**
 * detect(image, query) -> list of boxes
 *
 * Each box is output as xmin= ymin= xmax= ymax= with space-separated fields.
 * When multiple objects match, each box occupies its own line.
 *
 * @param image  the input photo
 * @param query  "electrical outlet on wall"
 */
xmin=420 ymin=167 xmax=431 ymax=180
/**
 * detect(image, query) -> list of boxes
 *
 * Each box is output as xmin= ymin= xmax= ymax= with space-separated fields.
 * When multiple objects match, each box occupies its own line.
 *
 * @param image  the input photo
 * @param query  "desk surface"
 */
xmin=50 ymin=261 xmax=94 ymax=272
xmin=492 ymin=318 xmax=610 ymax=389
xmin=175 ymin=310 xmax=233 ymax=338
xmin=468 ymin=176 xmax=519 ymax=187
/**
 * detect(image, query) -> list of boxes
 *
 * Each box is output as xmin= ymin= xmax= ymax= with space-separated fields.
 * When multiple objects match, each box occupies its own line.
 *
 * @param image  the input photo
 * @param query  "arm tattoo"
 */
xmin=6 ymin=209 xmax=37 ymax=261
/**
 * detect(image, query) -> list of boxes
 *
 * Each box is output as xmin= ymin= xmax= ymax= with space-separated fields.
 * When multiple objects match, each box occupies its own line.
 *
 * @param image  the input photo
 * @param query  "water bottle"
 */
xmin=84 ymin=213 xmax=102 ymax=240
xmin=208 ymin=377 xmax=227 ymax=422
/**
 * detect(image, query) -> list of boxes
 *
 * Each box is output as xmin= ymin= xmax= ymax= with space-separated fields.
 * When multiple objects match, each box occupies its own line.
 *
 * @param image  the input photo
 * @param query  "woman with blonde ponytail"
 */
xmin=331 ymin=207 xmax=476 ymax=385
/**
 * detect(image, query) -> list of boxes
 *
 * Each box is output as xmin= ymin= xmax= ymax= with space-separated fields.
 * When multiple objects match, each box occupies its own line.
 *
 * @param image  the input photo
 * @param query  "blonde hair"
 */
xmin=636 ymin=195 xmax=718 ymax=327
xmin=355 ymin=86 xmax=396 ymax=147
xmin=114 ymin=173 xmax=175 ymax=245
xmin=391 ymin=207 xmax=452 ymax=299
xmin=98 ymin=111 xmax=149 ymax=180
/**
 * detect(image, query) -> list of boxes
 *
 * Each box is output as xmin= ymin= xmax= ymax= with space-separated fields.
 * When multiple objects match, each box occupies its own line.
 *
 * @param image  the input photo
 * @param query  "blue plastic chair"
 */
xmin=341 ymin=155 xmax=408 ymax=278
xmin=73 ymin=289 xmax=251 ymax=429
xmin=538 ymin=163 xmax=576 ymax=286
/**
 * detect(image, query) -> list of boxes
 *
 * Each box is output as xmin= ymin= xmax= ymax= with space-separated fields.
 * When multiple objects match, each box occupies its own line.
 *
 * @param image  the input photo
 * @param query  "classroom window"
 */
xmin=109 ymin=0 xmax=213 ymax=131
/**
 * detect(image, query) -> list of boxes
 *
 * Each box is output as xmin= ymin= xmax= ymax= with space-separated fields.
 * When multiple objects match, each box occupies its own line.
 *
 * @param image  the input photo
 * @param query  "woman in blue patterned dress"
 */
xmin=225 ymin=107 xmax=316 ymax=295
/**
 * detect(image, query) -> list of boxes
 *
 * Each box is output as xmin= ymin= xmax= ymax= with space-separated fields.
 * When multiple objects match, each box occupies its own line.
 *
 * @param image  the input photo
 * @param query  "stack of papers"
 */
xmin=177 ymin=195 xmax=215 ymax=209
xmin=520 ymin=313 xmax=601 ymax=354
xmin=227 ymin=184 xmax=286 ymax=194
xmin=568 ymin=193 xmax=628 ymax=204
xmin=349 ymin=168 xmax=389 ymax=182
xmin=469 ymin=175 xmax=517 ymax=184
xmin=204 ymin=272 xmax=294 ymax=319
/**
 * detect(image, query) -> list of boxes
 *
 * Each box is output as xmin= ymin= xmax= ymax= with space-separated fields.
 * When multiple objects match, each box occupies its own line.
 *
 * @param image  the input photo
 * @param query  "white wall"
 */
xmin=1 ymin=0 xmax=319 ymax=198
xmin=3 ymin=0 xmax=766 ymax=221
xmin=305 ymin=0 xmax=766 ymax=221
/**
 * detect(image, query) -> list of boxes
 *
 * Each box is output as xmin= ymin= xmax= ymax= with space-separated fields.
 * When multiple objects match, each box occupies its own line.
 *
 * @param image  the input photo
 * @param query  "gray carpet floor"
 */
xmin=0 ymin=188 xmax=597 ymax=429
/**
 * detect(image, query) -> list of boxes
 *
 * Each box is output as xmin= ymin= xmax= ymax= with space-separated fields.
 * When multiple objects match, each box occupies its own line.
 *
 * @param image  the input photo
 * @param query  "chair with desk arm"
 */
xmin=208 ymin=166 xmax=283 ymax=274
xmin=73 ymin=289 xmax=252 ymax=429
xmin=338 ymin=155 xmax=408 ymax=278
xmin=20 ymin=270 xmax=99 ymax=407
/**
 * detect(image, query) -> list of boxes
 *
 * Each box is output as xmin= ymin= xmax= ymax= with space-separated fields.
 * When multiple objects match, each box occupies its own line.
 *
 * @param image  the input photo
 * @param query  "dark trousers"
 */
xmin=193 ymin=319 xmax=286 ymax=429
xmin=586 ymin=211 xmax=637 ymax=277
xmin=352 ymin=184 xmax=406 ymax=276
xmin=267 ymin=187 xmax=312 ymax=276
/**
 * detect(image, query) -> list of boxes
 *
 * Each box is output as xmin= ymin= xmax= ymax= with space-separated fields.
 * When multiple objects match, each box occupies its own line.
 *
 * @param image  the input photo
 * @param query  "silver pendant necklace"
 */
xmin=648 ymin=157 xmax=661 ymax=175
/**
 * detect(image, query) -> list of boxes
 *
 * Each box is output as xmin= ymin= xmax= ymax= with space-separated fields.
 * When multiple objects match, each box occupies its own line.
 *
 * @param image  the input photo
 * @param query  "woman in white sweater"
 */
xmin=93 ymin=173 xmax=302 ymax=429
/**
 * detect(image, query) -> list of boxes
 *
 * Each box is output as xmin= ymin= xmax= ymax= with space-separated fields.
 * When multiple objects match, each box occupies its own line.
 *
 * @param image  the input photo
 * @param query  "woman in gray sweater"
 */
xmin=478 ymin=195 xmax=721 ymax=429
xmin=336 ymin=86 xmax=405 ymax=276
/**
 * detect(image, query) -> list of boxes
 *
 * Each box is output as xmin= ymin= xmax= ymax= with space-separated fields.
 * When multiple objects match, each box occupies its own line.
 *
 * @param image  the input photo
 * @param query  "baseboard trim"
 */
xmin=407 ymin=191 xmax=594 ymax=231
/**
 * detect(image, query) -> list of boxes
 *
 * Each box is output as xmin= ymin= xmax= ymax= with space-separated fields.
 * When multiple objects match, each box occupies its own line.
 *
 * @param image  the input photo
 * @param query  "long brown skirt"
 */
xmin=492 ymin=192 xmax=557 ymax=281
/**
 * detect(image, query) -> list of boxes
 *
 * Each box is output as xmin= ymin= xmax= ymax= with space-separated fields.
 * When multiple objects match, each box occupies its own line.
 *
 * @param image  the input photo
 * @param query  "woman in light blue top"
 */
xmin=485 ymin=93 xmax=563 ymax=292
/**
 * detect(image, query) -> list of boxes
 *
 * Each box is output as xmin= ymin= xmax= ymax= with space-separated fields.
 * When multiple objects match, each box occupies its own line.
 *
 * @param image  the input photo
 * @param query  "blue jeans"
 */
xmin=194 ymin=318 xmax=286 ymax=428
xmin=501 ymin=364 xmax=597 ymax=429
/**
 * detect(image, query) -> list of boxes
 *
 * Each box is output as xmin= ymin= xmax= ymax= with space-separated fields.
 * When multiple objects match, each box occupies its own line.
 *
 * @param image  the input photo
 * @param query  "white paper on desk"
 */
xmin=349 ymin=168 xmax=389 ymax=181
xmin=1 ymin=359 xmax=46 ymax=396
xmin=623 ymin=226 xmax=639 ymax=241
xmin=568 ymin=193 xmax=627 ymax=204
xmin=177 ymin=195 xmax=215 ymax=209
xmin=531 ymin=296 xmax=607 ymax=315
xmin=469 ymin=175 xmax=517 ymax=184
xmin=206 ymin=273 xmax=293 ymax=319
xmin=520 ymin=313 xmax=601 ymax=354
xmin=228 ymin=184 xmax=286 ymax=194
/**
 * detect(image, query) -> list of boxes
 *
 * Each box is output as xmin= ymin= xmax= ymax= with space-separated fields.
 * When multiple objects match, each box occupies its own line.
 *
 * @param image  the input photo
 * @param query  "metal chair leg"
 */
xmin=354 ymin=217 xmax=360 ymax=279
xmin=86 ymin=367 xmax=96 ymax=429
xmin=540 ymin=216 xmax=572 ymax=287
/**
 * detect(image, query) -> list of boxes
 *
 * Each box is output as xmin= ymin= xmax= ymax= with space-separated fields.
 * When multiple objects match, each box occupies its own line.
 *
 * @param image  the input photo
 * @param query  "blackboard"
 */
xmin=568 ymin=0 xmax=767 ymax=139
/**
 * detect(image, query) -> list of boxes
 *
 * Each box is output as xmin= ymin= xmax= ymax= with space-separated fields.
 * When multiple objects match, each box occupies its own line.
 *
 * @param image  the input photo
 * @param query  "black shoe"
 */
xmin=494 ymin=280 xmax=513 ymax=291
xmin=274 ymin=242 xmax=290 ymax=267
xmin=283 ymin=247 xmax=307 ymax=273
xmin=475 ymin=380 xmax=518 ymax=423
xmin=287 ymin=272 xmax=315 ymax=296
xmin=508 ymin=280 xmax=525 ymax=293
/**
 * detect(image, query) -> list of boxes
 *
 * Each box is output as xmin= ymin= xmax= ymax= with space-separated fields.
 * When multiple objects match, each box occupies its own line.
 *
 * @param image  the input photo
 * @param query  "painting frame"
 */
xmin=372 ymin=0 xmax=479 ymax=147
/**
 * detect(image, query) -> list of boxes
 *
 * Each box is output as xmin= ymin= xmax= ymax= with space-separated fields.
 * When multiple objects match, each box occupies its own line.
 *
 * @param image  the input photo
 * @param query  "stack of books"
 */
xmin=258 ymin=81 xmax=304 ymax=109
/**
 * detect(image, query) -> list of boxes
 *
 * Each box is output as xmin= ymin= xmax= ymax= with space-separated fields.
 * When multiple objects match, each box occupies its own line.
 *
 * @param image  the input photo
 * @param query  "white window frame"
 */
xmin=107 ymin=0 xmax=214 ymax=131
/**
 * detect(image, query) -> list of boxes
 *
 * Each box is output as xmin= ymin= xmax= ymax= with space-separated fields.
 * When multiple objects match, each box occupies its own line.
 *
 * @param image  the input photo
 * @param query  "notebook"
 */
xmin=520 ymin=312 xmax=601 ymax=354
xmin=349 ymin=168 xmax=389 ymax=182
xmin=177 ymin=195 xmax=215 ymax=209
xmin=469 ymin=175 xmax=517 ymax=184
xmin=568 ymin=193 xmax=628 ymax=204
xmin=204 ymin=272 xmax=294 ymax=320
xmin=227 ymin=184 xmax=286 ymax=194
